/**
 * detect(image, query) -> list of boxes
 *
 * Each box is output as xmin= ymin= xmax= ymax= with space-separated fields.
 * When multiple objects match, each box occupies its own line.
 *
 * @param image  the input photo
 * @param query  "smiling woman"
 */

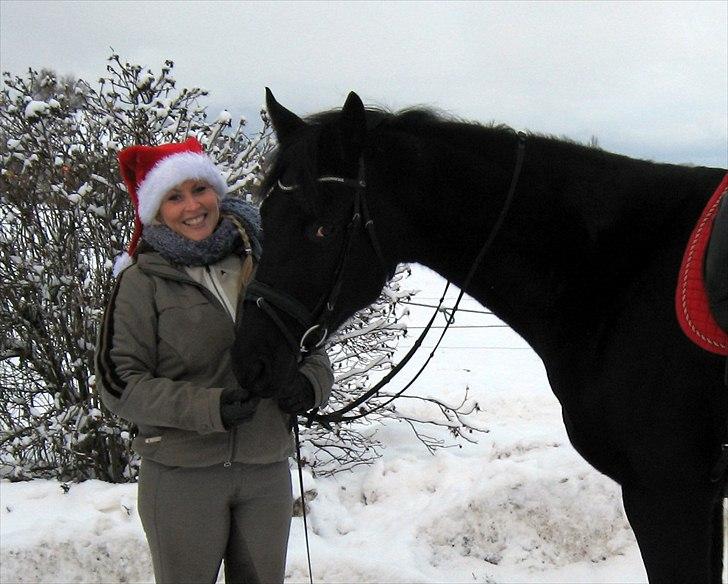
xmin=94 ymin=137 xmax=334 ymax=583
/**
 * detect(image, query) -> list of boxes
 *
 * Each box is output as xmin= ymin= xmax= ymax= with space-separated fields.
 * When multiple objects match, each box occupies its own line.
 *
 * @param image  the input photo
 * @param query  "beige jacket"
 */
xmin=95 ymin=250 xmax=333 ymax=467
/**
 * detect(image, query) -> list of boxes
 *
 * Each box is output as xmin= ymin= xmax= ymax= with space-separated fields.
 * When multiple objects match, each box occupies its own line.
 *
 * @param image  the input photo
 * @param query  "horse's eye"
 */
xmin=308 ymin=223 xmax=336 ymax=241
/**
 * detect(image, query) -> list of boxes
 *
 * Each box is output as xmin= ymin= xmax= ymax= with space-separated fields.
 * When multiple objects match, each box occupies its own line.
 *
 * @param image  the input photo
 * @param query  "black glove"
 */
xmin=277 ymin=373 xmax=316 ymax=414
xmin=220 ymin=387 xmax=259 ymax=429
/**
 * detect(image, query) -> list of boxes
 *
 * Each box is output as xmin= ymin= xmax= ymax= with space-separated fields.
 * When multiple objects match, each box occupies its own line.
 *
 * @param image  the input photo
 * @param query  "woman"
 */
xmin=95 ymin=137 xmax=333 ymax=583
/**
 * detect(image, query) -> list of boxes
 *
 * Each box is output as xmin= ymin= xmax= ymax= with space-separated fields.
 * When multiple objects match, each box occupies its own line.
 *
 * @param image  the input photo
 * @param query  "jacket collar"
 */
xmin=136 ymin=251 xmax=195 ymax=283
xmin=136 ymin=251 xmax=244 ymax=284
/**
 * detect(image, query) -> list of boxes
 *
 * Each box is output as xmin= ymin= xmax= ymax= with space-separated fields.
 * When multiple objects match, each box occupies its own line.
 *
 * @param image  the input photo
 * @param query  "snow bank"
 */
xmin=0 ymin=423 xmax=646 ymax=583
xmin=0 ymin=266 xmax=647 ymax=582
xmin=1 ymin=480 xmax=151 ymax=583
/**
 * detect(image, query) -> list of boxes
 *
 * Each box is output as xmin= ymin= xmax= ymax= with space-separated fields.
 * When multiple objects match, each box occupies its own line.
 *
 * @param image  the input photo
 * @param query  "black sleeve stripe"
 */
xmin=95 ymin=275 xmax=129 ymax=399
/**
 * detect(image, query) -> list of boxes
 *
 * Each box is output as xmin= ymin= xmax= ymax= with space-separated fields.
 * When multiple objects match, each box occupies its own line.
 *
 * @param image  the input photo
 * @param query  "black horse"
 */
xmin=232 ymin=89 xmax=728 ymax=582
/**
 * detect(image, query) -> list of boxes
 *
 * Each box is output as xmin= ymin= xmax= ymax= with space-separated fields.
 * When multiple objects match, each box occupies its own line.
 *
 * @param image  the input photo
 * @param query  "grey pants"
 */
xmin=138 ymin=459 xmax=293 ymax=584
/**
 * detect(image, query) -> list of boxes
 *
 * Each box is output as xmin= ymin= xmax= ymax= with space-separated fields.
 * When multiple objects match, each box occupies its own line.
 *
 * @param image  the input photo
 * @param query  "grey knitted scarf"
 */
xmin=142 ymin=197 xmax=263 ymax=266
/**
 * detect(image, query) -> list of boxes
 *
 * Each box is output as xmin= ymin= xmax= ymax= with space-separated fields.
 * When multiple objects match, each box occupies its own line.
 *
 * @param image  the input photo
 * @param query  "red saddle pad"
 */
xmin=676 ymin=173 xmax=728 ymax=356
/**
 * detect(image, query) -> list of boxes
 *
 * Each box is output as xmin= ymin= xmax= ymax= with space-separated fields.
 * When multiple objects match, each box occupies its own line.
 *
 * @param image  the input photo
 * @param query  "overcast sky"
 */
xmin=1 ymin=0 xmax=726 ymax=167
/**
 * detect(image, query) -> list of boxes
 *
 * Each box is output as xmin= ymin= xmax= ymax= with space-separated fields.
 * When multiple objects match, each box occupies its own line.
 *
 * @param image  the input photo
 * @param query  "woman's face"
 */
xmin=158 ymin=179 xmax=220 ymax=241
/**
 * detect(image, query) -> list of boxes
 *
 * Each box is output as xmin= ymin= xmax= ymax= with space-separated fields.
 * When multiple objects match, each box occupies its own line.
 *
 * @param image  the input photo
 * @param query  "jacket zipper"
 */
xmin=203 ymin=265 xmax=238 ymax=467
xmin=224 ymin=427 xmax=236 ymax=468
xmin=141 ymin=261 xmax=239 ymax=467
xmin=204 ymin=266 xmax=238 ymax=467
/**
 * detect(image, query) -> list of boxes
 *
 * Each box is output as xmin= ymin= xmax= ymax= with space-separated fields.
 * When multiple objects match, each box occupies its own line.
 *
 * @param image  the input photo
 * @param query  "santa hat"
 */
xmin=675 ymin=173 xmax=728 ymax=355
xmin=114 ymin=137 xmax=227 ymax=275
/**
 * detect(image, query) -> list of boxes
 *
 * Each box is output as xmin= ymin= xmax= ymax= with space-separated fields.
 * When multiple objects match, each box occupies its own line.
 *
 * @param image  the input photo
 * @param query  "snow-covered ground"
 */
xmin=0 ymin=266 xmax=648 ymax=583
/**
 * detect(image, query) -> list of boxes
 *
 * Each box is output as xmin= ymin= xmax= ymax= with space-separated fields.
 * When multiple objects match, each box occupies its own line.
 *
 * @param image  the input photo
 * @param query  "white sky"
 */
xmin=1 ymin=0 xmax=726 ymax=167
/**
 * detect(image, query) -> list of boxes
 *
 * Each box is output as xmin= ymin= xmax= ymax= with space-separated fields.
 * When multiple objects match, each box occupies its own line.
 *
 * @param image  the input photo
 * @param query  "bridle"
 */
xmin=244 ymin=166 xmax=390 ymax=584
xmin=245 ymin=157 xmax=392 ymax=362
xmin=246 ymin=131 xmax=527 ymax=420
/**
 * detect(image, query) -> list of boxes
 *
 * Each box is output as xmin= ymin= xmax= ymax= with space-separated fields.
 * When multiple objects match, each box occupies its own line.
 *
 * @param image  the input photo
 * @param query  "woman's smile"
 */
xmin=183 ymin=214 xmax=207 ymax=227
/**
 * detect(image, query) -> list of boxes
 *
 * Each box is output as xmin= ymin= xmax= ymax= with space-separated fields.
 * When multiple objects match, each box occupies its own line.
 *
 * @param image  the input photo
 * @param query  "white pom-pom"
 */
xmin=112 ymin=252 xmax=134 ymax=276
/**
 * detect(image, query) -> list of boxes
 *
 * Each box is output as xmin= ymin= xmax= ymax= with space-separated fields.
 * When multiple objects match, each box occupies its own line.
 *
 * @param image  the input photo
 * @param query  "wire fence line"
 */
xmin=395 ymin=300 xmax=529 ymax=350
xmin=402 ymin=300 xmax=494 ymax=315
xmin=396 ymin=346 xmax=530 ymax=351
xmin=406 ymin=325 xmax=510 ymax=330
xmin=400 ymin=300 xmax=507 ymax=333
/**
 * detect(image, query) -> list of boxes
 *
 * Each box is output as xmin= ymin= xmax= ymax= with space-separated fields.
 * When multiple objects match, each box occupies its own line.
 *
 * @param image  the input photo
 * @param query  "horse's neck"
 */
xmin=385 ymin=133 xmax=723 ymax=358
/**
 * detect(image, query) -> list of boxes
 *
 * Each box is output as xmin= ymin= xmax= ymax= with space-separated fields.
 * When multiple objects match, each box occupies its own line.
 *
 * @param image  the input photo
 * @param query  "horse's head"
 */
xmin=231 ymin=89 xmax=396 ymax=398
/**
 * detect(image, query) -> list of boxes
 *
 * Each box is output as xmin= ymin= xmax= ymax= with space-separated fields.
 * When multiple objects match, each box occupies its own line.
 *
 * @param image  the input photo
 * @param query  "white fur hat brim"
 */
xmin=136 ymin=151 xmax=228 ymax=225
xmin=112 ymin=252 xmax=134 ymax=276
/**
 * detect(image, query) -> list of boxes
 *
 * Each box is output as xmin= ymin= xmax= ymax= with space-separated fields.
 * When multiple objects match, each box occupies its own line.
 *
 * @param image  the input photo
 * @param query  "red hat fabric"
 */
xmin=114 ymin=137 xmax=227 ymax=274
xmin=675 ymin=173 xmax=728 ymax=355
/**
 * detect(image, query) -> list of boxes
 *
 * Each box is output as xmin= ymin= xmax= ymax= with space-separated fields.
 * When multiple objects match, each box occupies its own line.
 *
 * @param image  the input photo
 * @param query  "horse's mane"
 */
xmin=257 ymin=106 xmax=517 ymax=201
xmin=309 ymin=105 xmax=513 ymax=134
xmin=256 ymin=105 xmax=615 ymax=204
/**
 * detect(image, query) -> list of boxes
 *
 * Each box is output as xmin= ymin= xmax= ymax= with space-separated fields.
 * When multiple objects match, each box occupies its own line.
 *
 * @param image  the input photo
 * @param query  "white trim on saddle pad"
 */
xmin=676 ymin=173 xmax=728 ymax=356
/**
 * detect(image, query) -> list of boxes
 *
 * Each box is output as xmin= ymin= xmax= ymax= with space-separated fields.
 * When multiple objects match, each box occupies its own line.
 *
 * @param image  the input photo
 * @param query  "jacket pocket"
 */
xmin=157 ymin=294 xmax=233 ymax=364
xmin=133 ymin=427 xmax=164 ymax=458
xmin=138 ymin=427 xmax=230 ymax=467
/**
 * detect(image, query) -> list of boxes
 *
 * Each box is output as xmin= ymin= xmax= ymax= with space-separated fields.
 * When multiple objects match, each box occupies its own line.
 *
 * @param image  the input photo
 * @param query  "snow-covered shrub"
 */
xmin=0 ymin=54 xmax=482 ymax=484
xmin=0 ymin=54 xmax=274 ymax=482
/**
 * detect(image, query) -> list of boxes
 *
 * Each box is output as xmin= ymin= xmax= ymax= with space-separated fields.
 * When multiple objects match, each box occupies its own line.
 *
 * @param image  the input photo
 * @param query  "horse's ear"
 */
xmin=340 ymin=91 xmax=367 ymax=162
xmin=265 ymin=88 xmax=306 ymax=143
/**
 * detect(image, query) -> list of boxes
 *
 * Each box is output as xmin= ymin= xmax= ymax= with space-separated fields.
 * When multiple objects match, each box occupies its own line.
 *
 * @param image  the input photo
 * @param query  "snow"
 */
xmin=23 ymin=100 xmax=49 ymax=119
xmin=0 ymin=265 xmax=648 ymax=583
xmin=136 ymin=72 xmax=154 ymax=90
xmin=216 ymin=110 xmax=232 ymax=125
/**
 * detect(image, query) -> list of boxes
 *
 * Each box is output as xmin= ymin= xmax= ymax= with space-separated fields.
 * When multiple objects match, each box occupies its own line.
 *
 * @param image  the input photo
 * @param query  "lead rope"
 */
xmin=305 ymin=280 xmax=451 ymax=426
xmin=293 ymin=420 xmax=314 ymax=584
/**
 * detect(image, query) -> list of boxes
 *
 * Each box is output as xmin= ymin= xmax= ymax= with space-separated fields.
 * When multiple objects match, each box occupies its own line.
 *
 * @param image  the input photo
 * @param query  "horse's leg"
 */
xmin=621 ymin=483 xmax=721 ymax=583
xmin=709 ymin=498 xmax=724 ymax=583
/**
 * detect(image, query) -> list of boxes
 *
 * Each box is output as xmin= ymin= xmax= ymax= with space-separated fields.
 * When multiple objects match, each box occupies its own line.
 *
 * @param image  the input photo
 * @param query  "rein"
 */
xmin=309 ymin=131 xmax=527 ymax=425
xmin=292 ymin=422 xmax=314 ymax=584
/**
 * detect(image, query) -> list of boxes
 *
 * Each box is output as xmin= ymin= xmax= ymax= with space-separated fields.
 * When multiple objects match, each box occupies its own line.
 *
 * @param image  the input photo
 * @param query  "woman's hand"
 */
xmin=277 ymin=373 xmax=316 ymax=414
xmin=220 ymin=387 xmax=259 ymax=429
